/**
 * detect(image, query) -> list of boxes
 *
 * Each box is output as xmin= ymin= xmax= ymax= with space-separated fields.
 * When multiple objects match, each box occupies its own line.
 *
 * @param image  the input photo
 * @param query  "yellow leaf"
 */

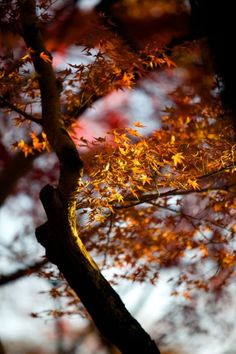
xmin=121 ymin=72 xmax=134 ymax=88
xmin=140 ymin=174 xmax=151 ymax=185
xmin=133 ymin=159 xmax=141 ymax=166
xmin=207 ymin=134 xmax=217 ymax=140
xmin=95 ymin=214 xmax=105 ymax=222
xmin=126 ymin=128 xmax=141 ymax=137
xmin=41 ymin=131 xmax=47 ymax=139
xmin=21 ymin=53 xmax=31 ymax=61
xmin=187 ymin=179 xmax=200 ymax=190
xmin=112 ymin=193 xmax=124 ymax=203
xmin=105 ymin=162 xmax=110 ymax=171
xmin=40 ymin=51 xmax=52 ymax=64
xmin=172 ymin=152 xmax=185 ymax=166
xmin=132 ymin=166 xmax=142 ymax=174
xmin=186 ymin=116 xmax=191 ymax=124
xmin=119 ymin=147 xmax=128 ymax=155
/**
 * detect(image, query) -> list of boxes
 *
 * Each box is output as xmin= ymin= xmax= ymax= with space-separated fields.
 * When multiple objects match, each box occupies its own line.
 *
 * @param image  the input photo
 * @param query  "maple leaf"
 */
xmin=104 ymin=162 xmax=110 ymax=171
xmin=140 ymin=174 xmax=151 ymax=185
xmin=16 ymin=140 xmax=33 ymax=157
xmin=187 ymin=178 xmax=200 ymax=190
xmin=172 ymin=152 xmax=185 ymax=166
xmin=121 ymin=72 xmax=134 ymax=89
xmin=40 ymin=51 xmax=52 ymax=64
xmin=119 ymin=147 xmax=128 ymax=155
xmin=112 ymin=192 xmax=124 ymax=203
xmin=126 ymin=128 xmax=142 ymax=138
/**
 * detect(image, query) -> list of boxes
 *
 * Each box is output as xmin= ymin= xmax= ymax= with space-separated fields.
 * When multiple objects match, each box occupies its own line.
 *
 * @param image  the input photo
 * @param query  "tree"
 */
xmin=0 ymin=1 xmax=235 ymax=353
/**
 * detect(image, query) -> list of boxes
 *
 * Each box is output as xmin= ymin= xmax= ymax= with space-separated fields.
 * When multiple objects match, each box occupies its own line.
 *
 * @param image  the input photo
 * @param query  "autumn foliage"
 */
xmin=0 ymin=0 xmax=236 ymax=353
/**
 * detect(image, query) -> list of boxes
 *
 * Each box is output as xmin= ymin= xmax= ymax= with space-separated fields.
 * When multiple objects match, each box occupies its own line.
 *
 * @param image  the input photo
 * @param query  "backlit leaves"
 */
xmin=40 ymin=51 xmax=52 ymax=64
xmin=187 ymin=178 xmax=200 ymax=190
xmin=80 ymin=117 xmax=235 ymax=212
xmin=172 ymin=152 xmax=185 ymax=166
xmin=76 ymin=111 xmax=236 ymax=288
xmin=13 ymin=131 xmax=49 ymax=156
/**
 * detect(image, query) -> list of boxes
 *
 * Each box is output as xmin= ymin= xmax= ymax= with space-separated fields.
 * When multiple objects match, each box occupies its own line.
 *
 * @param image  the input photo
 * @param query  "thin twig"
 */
xmin=114 ymin=164 xmax=236 ymax=209
xmin=155 ymin=203 xmax=232 ymax=234
xmin=0 ymin=96 xmax=43 ymax=125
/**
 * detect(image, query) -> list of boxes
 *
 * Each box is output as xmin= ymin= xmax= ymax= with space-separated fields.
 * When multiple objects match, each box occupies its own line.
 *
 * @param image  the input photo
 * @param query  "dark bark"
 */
xmin=189 ymin=0 xmax=236 ymax=122
xmin=36 ymin=185 xmax=159 ymax=354
xmin=19 ymin=1 xmax=160 ymax=353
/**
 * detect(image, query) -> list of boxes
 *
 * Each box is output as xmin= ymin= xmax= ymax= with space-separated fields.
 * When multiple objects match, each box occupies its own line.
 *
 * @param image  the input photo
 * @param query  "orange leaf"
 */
xmin=40 ymin=51 xmax=52 ymax=64
xmin=133 ymin=121 xmax=146 ymax=128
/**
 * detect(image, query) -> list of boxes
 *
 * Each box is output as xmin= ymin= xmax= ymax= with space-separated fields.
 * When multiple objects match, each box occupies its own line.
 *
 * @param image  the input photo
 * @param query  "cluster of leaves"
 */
xmin=79 ymin=113 xmax=235 ymax=214
xmin=75 ymin=105 xmax=236 ymax=291
xmin=13 ymin=131 xmax=49 ymax=156
xmin=61 ymin=45 xmax=176 ymax=127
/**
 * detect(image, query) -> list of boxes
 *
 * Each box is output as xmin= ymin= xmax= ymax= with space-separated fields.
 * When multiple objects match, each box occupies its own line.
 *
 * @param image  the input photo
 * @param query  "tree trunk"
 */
xmin=19 ymin=1 xmax=160 ymax=353
xmin=36 ymin=185 xmax=159 ymax=354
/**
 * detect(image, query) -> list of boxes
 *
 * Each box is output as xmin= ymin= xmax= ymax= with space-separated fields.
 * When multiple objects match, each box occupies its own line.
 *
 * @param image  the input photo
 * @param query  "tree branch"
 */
xmin=0 ymin=96 xmax=43 ymax=125
xmin=19 ymin=1 xmax=160 ymax=353
xmin=0 ymin=259 xmax=47 ymax=286
xmin=114 ymin=184 xmax=235 ymax=209
xmin=113 ymin=163 xmax=236 ymax=209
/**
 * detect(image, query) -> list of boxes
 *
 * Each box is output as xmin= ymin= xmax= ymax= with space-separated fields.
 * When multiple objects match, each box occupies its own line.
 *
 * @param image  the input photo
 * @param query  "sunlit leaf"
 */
xmin=172 ymin=152 xmax=185 ymax=166
xmin=40 ymin=51 xmax=52 ymax=64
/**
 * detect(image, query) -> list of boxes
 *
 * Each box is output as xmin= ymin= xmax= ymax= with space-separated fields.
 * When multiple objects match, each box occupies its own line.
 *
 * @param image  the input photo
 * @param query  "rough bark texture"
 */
xmin=19 ymin=1 xmax=160 ymax=353
xmin=36 ymin=185 xmax=159 ymax=354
